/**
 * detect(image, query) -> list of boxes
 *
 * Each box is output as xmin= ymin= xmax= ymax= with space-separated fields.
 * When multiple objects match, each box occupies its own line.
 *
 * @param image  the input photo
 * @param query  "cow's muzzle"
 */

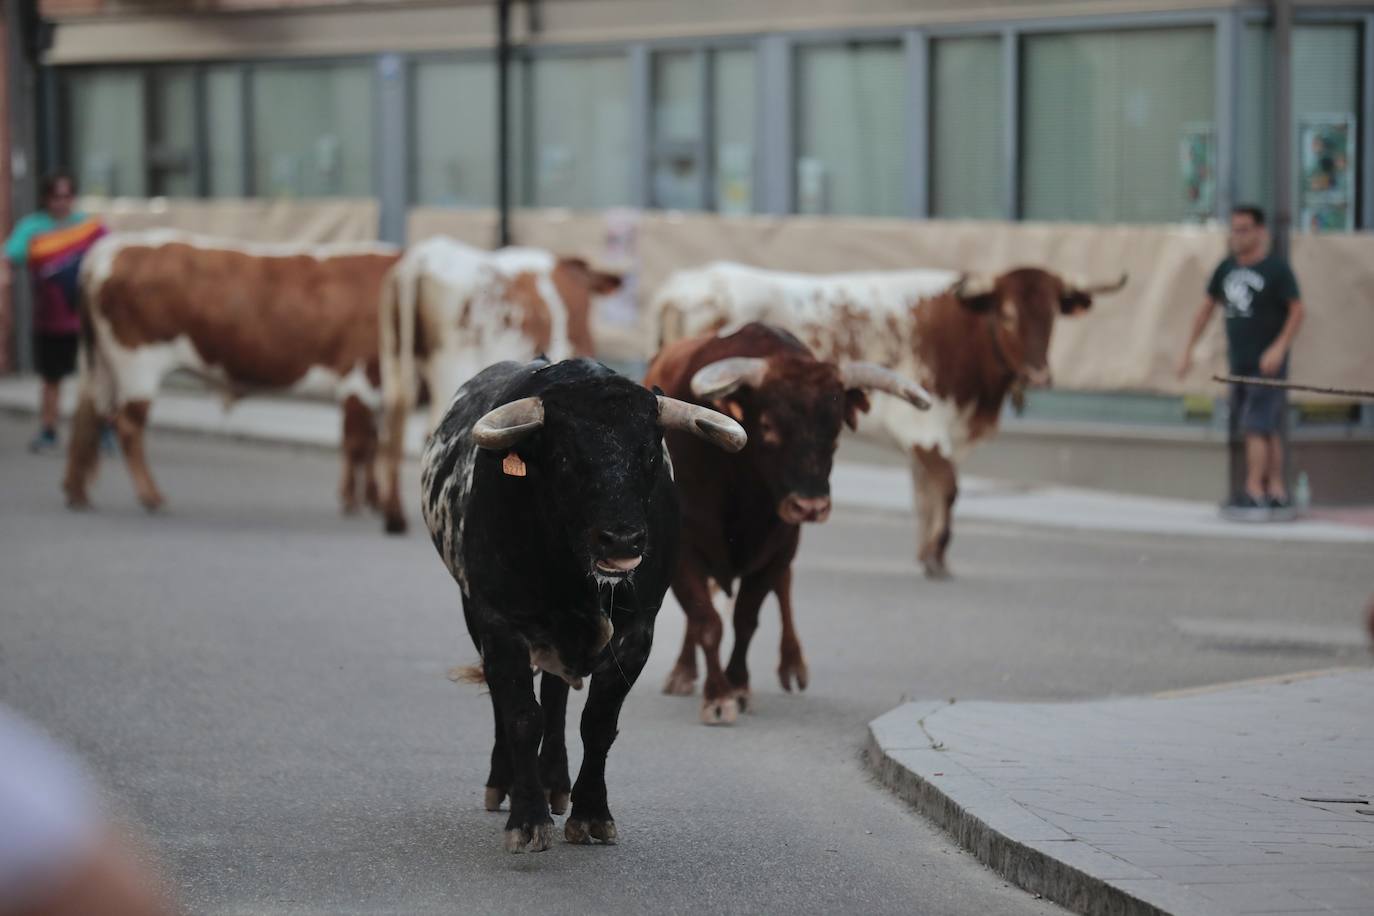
xmin=594 ymin=526 xmax=645 ymax=577
xmin=780 ymin=494 xmax=832 ymax=525
xmin=1025 ymin=365 xmax=1053 ymax=388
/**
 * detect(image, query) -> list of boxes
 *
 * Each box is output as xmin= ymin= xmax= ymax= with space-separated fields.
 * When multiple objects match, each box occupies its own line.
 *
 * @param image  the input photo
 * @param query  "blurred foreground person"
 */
xmin=0 ymin=706 xmax=173 ymax=916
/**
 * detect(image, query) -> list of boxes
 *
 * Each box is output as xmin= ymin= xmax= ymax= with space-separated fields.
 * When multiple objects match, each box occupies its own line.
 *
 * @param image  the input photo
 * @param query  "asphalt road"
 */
xmin=2 ymin=414 xmax=1370 ymax=915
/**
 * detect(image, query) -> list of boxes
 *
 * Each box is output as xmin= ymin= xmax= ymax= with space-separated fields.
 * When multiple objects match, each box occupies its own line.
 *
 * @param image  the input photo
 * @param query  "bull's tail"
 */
xmin=378 ymin=259 xmax=418 ymax=534
xmin=63 ymin=280 xmax=108 ymax=508
xmin=447 ymin=662 xmax=486 ymax=685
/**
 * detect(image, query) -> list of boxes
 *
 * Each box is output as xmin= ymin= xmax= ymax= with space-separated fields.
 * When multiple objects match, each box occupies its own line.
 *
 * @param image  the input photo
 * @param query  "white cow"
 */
xmin=378 ymin=235 xmax=622 ymax=533
xmin=650 ymin=261 xmax=1125 ymax=577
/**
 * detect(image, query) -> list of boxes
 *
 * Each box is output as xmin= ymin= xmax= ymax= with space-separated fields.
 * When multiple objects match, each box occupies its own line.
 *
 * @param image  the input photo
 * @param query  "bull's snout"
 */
xmin=780 ymin=494 xmax=832 ymax=525
xmin=594 ymin=525 xmax=646 ymax=575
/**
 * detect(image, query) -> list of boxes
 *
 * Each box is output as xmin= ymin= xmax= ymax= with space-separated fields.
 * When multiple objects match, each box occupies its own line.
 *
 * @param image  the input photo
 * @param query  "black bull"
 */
xmin=420 ymin=358 xmax=744 ymax=852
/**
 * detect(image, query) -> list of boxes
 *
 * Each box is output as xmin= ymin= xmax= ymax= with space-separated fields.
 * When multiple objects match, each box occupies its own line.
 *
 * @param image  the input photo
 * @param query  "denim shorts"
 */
xmin=1229 ymin=380 xmax=1287 ymax=435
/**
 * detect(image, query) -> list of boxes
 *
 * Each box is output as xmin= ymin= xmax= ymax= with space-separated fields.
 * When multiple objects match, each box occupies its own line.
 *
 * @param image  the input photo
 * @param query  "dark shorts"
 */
xmin=33 ymin=333 xmax=79 ymax=383
xmin=1230 ymin=379 xmax=1287 ymax=435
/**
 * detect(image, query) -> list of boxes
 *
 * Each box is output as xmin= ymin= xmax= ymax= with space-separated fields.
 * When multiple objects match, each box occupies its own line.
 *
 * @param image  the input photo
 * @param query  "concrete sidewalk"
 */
xmin=3 ymin=375 xmax=1372 ymax=544
xmin=868 ymin=670 xmax=1374 ymax=916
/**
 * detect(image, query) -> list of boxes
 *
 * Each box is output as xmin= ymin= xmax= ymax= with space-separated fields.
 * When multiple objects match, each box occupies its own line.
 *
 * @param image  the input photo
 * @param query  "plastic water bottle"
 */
xmin=1294 ymin=471 xmax=1311 ymax=512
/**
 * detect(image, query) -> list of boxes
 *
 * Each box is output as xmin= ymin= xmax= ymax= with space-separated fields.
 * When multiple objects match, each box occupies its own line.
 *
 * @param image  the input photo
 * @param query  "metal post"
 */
xmin=1272 ymin=0 xmax=1292 ymax=258
xmin=627 ymin=44 xmax=651 ymax=208
xmin=1214 ymin=11 xmax=1240 ymax=221
xmin=5 ymin=0 xmax=41 ymax=374
xmin=1000 ymin=28 xmax=1019 ymax=219
xmin=756 ymin=35 xmax=793 ymax=215
xmin=496 ymin=0 xmax=511 ymax=247
xmin=904 ymin=29 xmax=929 ymax=219
xmin=375 ymin=53 xmax=406 ymax=245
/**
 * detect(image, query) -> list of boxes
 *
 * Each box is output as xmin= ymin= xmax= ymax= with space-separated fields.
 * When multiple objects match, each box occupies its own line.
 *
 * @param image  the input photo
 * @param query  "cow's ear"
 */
xmin=714 ymin=398 xmax=746 ymax=423
xmin=591 ymin=270 xmax=623 ymax=294
xmin=843 ymin=388 xmax=871 ymax=431
xmin=958 ymin=291 xmax=998 ymax=314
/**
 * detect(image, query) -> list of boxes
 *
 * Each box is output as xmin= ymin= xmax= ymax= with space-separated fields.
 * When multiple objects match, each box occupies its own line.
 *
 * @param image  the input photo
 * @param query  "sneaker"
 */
xmin=1266 ymin=495 xmax=1291 ymax=511
xmin=27 ymin=428 xmax=58 ymax=454
xmin=1233 ymin=493 xmax=1264 ymax=509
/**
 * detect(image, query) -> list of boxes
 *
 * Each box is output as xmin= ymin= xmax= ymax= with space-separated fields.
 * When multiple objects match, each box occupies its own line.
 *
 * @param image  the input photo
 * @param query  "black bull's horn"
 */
xmin=472 ymin=395 xmax=747 ymax=453
xmin=691 ymin=357 xmax=932 ymax=411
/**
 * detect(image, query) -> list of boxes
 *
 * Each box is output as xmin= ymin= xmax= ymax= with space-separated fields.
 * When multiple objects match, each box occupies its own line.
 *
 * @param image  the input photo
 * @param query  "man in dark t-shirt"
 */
xmin=1178 ymin=205 xmax=1306 ymax=509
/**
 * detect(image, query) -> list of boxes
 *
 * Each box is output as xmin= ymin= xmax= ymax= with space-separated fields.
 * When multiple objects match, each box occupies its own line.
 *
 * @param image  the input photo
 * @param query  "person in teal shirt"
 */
xmin=1178 ymin=205 xmax=1306 ymax=511
xmin=4 ymin=172 xmax=103 ymax=453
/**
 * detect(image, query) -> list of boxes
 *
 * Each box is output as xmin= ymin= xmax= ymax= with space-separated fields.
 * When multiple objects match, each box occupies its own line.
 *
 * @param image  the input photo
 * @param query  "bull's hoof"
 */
xmin=700 ymin=695 xmax=739 ymax=726
xmin=662 ymin=666 xmax=697 ymax=696
xmin=731 ymin=685 xmax=754 ymax=713
xmin=139 ymin=493 xmax=165 ymax=513
xmin=64 ymin=491 xmax=91 ymax=511
xmin=341 ymin=501 xmax=360 ymax=517
xmin=922 ymin=560 xmax=952 ymax=581
xmin=484 ymin=786 xmax=506 ymax=811
xmin=778 ymin=658 xmax=810 ymax=693
xmin=504 ymin=821 xmax=554 ymax=853
xmin=565 ymin=818 xmax=617 ymax=845
xmin=383 ymin=512 xmax=407 ymax=535
xmin=546 ymin=789 xmax=570 ymax=816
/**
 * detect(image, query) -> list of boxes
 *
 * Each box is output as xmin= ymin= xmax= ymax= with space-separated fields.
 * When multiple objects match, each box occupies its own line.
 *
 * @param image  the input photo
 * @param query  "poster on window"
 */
xmin=1298 ymin=115 xmax=1355 ymax=233
xmin=1179 ymin=123 xmax=1215 ymax=221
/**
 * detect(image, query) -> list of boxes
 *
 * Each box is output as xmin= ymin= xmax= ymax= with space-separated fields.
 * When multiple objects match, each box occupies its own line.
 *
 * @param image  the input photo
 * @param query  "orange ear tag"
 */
xmin=502 ymin=452 xmax=527 ymax=477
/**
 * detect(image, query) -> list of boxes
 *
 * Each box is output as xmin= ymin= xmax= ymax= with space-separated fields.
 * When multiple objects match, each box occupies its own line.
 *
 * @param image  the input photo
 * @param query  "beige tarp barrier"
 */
xmin=78 ymin=197 xmax=381 ymax=244
xmin=409 ymin=207 xmax=1374 ymax=400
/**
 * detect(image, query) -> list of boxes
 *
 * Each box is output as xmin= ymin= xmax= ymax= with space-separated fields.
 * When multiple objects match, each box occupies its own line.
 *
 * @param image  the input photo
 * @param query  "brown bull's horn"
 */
xmin=1071 ymin=272 xmax=1128 ymax=296
xmin=839 ymin=361 xmax=934 ymax=411
xmin=472 ymin=396 xmax=545 ymax=450
xmin=657 ymin=396 xmax=747 ymax=453
xmin=690 ymin=357 xmax=769 ymax=400
xmin=951 ymin=272 xmax=996 ymax=299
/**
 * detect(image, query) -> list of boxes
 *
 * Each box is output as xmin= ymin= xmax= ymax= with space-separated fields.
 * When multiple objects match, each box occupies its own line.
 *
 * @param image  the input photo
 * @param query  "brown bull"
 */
xmin=645 ymin=322 xmax=931 ymax=724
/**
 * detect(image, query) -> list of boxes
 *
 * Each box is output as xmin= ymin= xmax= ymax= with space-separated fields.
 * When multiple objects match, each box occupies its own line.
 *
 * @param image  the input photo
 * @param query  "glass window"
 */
xmin=1237 ymin=24 xmax=1274 ymax=214
xmin=412 ymin=59 xmax=498 ymax=207
xmin=65 ymin=69 xmax=146 ymax=197
xmin=930 ymin=36 xmax=1004 ymax=219
xmin=149 ymin=67 xmax=197 ymax=197
xmin=1293 ymin=25 xmax=1359 ymax=233
xmin=647 ymin=47 xmax=755 ymax=213
xmin=795 ymin=42 xmax=905 ymax=217
xmin=528 ymin=54 xmax=629 ymax=209
xmin=651 ymin=51 xmax=703 ymax=210
xmin=250 ymin=62 xmax=373 ymax=197
xmin=205 ymin=66 xmax=246 ymax=197
xmin=713 ymin=48 xmax=755 ymax=215
xmin=1021 ymin=27 xmax=1215 ymax=223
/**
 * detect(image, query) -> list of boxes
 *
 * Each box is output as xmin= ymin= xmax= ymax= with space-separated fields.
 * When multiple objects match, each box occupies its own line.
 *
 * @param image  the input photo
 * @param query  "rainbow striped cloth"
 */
xmin=27 ymin=217 xmax=107 ymax=335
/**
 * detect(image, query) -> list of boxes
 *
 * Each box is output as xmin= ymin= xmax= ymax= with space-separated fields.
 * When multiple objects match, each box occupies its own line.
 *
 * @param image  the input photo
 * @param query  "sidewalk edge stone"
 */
xmin=864 ymin=726 xmax=1176 ymax=916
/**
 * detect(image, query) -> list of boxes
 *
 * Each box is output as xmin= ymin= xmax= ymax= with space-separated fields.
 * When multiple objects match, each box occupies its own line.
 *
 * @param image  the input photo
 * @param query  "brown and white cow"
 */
xmin=63 ymin=230 xmax=401 ymax=513
xmin=652 ymin=262 xmax=1126 ymax=579
xmin=377 ymin=236 xmax=621 ymax=534
xmin=646 ymin=322 xmax=932 ymax=724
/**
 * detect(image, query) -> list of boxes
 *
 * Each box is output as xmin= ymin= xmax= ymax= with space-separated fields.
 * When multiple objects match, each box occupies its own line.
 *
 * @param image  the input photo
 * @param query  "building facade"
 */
xmin=25 ymin=0 xmax=1373 ymax=242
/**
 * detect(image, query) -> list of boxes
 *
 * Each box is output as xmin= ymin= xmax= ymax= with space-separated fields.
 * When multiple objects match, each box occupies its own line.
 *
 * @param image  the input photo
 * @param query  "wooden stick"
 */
xmin=1213 ymin=374 xmax=1374 ymax=401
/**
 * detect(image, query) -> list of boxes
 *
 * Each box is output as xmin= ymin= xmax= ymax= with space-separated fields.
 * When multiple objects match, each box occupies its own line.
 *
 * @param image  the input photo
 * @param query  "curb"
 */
xmin=863 ymin=728 xmax=1171 ymax=916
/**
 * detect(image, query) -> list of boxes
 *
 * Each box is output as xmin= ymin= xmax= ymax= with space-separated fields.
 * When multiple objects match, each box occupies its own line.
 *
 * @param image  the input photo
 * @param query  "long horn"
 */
xmin=472 ymin=396 xmax=545 ymax=450
xmin=690 ymin=357 xmax=768 ymax=400
xmin=1072 ymin=272 xmax=1128 ymax=296
xmin=838 ymin=361 xmax=933 ymax=411
xmin=657 ymin=396 xmax=747 ymax=452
